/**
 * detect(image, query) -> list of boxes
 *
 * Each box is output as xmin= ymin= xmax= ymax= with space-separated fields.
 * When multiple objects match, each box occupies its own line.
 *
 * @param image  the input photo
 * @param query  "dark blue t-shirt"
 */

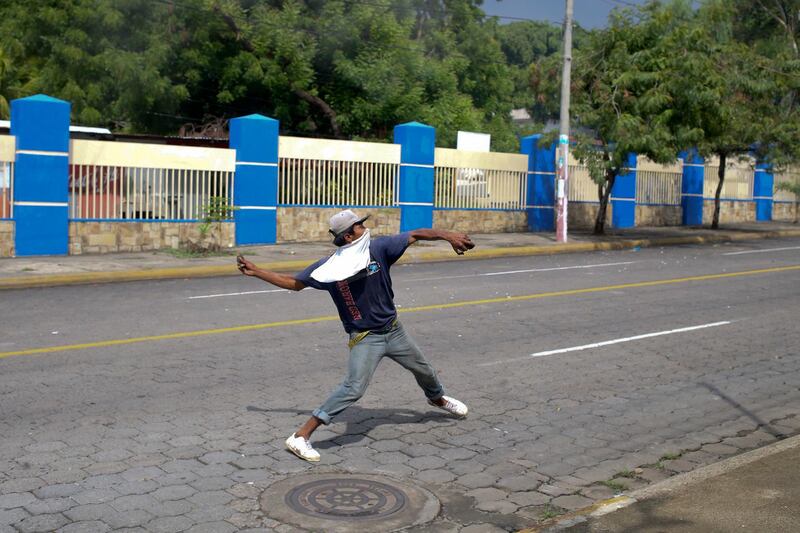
xmin=296 ymin=233 xmax=411 ymax=334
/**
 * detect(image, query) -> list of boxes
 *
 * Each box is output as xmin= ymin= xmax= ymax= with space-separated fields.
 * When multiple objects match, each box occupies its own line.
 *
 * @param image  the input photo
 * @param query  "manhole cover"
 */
xmin=285 ymin=477 xmax=406 ymax=520
xmin=261 ymin=473 xmax=439 ymax=532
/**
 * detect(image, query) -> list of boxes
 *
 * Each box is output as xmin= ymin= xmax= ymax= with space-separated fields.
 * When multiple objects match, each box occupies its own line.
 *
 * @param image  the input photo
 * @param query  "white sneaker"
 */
xmin=428 ymin=396 xmax=468 ymax=418
xmin=285 ymin=433 xmax=320 ymax=462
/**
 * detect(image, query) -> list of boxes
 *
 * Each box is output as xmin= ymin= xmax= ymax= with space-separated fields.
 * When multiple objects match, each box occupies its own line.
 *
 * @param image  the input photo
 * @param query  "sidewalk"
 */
xmin=530 ymin=433 xmax=800 ymax=532
xmin=1 ymin=221 xmax=799 ymax=289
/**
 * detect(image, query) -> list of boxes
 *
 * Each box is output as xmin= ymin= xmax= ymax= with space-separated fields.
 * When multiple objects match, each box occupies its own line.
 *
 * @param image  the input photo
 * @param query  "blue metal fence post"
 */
xmin=11 ymin=94 xmax=70 ymax=256
xmin=611 ymin=153 xmax=637 ymax=228
xmin=754 ymin=161 xmax=774 ymax=222
xmin=229 ymin=114 xmax=279 ymax=245
xmin=394 ymin=122 xmax=435 ymax=231
xmin=680 ymin=149 xmax=704 ymax=226
xmin=520 ymin=134 xmax=555 ymax=231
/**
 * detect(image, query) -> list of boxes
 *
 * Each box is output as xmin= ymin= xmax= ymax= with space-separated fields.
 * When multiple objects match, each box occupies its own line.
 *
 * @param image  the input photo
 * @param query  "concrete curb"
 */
xmin=2 ymin=229 xmax=800 ymax=290
xmin=522 ymin=433 xmax=800 ymax=533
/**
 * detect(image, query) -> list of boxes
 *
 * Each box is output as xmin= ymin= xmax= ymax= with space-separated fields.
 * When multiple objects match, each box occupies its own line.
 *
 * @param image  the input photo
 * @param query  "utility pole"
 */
xmin=556 ymin=0 xmax=574 ymax=243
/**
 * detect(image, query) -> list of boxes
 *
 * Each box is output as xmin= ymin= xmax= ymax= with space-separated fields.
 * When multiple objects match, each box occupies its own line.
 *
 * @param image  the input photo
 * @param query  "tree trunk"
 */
xmin=711 ymin=153 xmax=726 ymax=229
xmin=593 ymin=172 xmax=616 ymax=235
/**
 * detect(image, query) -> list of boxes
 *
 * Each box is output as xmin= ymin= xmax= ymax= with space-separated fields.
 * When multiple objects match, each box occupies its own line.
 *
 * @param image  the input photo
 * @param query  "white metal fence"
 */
xmin=434 ymin=148 xmax=527 ymax=209
xmin=69 ymin=140 xmax=235 ymax=220
xmin=69 ymin=166 xmax=233 ymax=220
xmin=0 ymin=136 xmax=14 ymax=219
xmin=704 ymin=158 xmax=754 ymax=200
xmin=278 ymin=137 xmax=399 ymax=207
xmin=279 ymin=158 xmax=398 ymax=207
xmin=636 ymin=157 xmax=682 ymax=205
xmin=0 ymin=162 xmax=12 ymax=220
xmin=567 ymin=164 xmax=597 ymax=202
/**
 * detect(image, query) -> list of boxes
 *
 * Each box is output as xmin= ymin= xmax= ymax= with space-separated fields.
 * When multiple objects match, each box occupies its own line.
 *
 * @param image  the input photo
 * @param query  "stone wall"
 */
xmin=702 ymin=200 xmax=755 ymax=225
xmin=433 ymin=210 xmax=527 ymax=233
xmin=773 ymin=202 xmax=798 ymax=222
xmin=69 ymin=222 xmax=234 ymax=255
xmin=568 ymin=202 xmax=612 ymax=230
xmin=277 ymin=207 xmax=400 ymax=242
xmin=0 ymin=221 xmax=13 ymax=257
xmin=636 ymin=205 xmax=683 ymax=227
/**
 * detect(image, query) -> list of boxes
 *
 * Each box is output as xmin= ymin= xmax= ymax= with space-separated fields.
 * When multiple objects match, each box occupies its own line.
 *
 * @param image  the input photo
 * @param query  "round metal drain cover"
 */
xmin=261 ymin=473 xmax=439 ymax=532
xmin=286 ymin=477 xmax=406 ymax=520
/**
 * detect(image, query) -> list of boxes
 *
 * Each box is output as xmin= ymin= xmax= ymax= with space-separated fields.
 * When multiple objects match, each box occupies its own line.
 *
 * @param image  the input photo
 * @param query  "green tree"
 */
xmin=497 ymin=20 xmax=589 ymax=111
xmin=672 ymin=1 xmax=788 ymax=228
xmin=536 ymin=3 xmax=690 ymax=234
xmin=211 ymin=0 xmax=518 ymax=147
xmin=730 ymin=0 xmax=800 ymax=170
xmin=0 ymin=0 xmax=193 ymax=130
xmin=0 ymin=0 xmax=522 ymax=147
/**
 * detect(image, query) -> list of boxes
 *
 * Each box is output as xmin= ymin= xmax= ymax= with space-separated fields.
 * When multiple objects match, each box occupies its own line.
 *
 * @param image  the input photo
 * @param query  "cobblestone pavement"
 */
xmin=1 ymin=243 xmax=799 ymax=532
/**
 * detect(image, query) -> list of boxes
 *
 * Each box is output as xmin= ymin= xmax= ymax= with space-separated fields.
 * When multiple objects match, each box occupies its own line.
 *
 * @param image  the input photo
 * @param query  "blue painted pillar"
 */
xmin=229 ymin=114 xmax=278 ymax=245
xmin=520 ymin=134 xmax=555 ymax=231
xmin=394 ymin=122 xmax=435 ymax=231
xmin=611 ymin=153 xmax=637 ymax=228
xmin=11 ymin=94 xmax=71 ymax=256
xmin=753 ymin=162 xmax=774 ymax=222
xmin=680 ymin=149 xmax=704 ymax=226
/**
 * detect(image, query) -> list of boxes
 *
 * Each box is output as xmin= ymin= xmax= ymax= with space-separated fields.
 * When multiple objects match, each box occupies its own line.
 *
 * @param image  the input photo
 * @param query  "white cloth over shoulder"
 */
xmin=310 ymin=230 xmax=371 ymax=283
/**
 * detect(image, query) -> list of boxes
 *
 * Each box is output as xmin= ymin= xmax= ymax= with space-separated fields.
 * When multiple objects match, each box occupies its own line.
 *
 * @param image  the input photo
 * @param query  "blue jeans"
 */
xmin=312 ymin=321 xmax=445 ymax=424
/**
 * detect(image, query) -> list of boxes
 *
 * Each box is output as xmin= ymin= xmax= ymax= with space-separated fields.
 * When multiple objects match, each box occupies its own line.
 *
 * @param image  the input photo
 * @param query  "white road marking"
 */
xmin=406 ymin=261 xmax=636 ymax=283
xmin=479 ymin=321 xmax=732 ymax=367
xmin=187 ymin=289 xmax=288 ymax=300
xmin=723 ymin=246 xmax=800 ymax=256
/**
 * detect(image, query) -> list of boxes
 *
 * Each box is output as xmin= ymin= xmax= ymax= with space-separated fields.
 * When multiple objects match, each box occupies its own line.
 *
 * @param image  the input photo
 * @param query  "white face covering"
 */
xmin=310 ymin=229 xmax=371 ymax=283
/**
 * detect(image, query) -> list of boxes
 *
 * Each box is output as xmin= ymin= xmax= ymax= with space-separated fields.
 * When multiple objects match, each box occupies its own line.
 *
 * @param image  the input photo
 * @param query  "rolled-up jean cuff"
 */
xmin=427 ymin=390 xmax=444 ymax=402
xmin=312 ymin=408 xmax=332 ymax=425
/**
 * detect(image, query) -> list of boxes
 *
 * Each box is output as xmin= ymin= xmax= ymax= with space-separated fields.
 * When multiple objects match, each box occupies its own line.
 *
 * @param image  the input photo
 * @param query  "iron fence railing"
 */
xmin=69 ymin=140 xmax=236 ymax=221
xmin=278 ymin=158 xmax=398 ymax=207
xmin=68 ymin=165 xmax=233 ymax=220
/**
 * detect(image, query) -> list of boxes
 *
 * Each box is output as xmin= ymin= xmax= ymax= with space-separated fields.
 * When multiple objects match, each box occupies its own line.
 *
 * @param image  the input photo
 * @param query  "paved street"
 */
xmin=1 ymin=237 xmax=799 ymax=532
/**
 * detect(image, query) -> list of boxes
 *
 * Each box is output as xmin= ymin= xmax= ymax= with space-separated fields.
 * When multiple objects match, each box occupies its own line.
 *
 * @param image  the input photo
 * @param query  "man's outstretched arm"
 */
xmin=237 ymin=255 xmax=307 ymax=291
xmin=408 ymin=229 xmax=475 ymax=255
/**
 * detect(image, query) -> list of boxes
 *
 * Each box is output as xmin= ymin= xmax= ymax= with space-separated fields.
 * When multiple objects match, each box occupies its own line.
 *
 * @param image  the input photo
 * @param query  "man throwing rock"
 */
xmin=237 ymin=209 xmax=474 ymax=462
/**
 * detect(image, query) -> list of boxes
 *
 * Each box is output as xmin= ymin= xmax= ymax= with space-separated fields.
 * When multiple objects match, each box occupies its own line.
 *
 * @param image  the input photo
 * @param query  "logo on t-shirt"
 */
xmin=366 ymin=260 xmax=381 ymax=275
xmin=336 ymin=280 xmax=362 ymax=320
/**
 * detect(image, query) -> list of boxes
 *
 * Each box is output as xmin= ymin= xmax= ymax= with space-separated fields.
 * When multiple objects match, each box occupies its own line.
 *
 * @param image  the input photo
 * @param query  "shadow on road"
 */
xmin=699 ymin=382 xmax=785 ymax=438
xmin=564 ymin=497 xmax=694 ymax=532
xmin=245 ymin=404 xmax=451 ymax=449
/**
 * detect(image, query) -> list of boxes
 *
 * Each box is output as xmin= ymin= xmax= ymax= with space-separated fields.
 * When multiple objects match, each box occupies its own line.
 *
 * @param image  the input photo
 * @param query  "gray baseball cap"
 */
xmin=328 ymin=209 xmax=369 ymax=237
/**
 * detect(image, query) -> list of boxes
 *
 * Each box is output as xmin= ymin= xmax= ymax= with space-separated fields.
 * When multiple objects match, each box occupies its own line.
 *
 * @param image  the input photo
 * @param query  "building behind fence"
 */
xmin=0 ymin=94 xmax=797 ymax=257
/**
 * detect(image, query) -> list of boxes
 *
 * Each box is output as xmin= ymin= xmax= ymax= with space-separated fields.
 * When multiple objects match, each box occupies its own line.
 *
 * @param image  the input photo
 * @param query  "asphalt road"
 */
xmin=1 ymin=237 xmax=799 ymax=532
